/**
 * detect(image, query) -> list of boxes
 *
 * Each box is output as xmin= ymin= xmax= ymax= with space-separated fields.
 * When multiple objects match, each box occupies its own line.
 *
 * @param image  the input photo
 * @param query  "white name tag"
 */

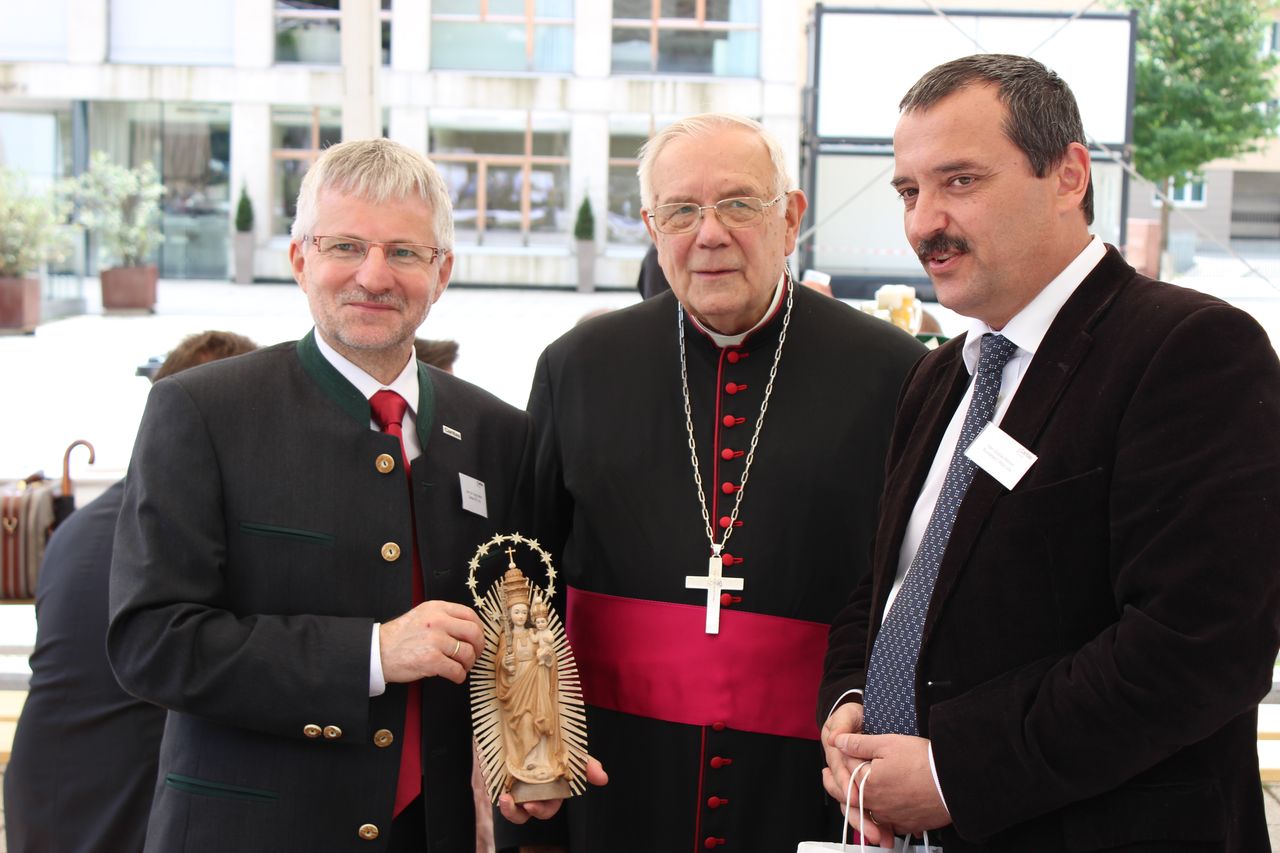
xmin=964 ymin=422 xmax=1037 ymax=490
xmin=459 ymin=473 xmax=488 ymax=517
xmin=442 ymin=424 xmax=462 ymax=440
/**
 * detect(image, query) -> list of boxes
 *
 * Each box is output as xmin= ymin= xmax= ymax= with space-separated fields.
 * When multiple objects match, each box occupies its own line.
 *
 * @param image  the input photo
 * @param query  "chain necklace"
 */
xmin=679 ymin=273 xmax=795 ymax=563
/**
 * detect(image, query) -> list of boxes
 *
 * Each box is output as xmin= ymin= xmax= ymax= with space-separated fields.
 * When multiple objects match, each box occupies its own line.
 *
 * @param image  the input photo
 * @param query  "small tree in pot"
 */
xmin=574 ymin=195 xmax=596 ymax=293
xmin=0 ymin=169 xmax=71 ymax=332
xmin=233 ymin=184 xmax=255 ymax=285
xmin=66 ymin=151 xmax=166 ymax=311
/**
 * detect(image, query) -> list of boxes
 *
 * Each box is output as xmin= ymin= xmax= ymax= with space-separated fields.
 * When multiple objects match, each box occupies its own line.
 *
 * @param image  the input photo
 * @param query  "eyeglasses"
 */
xmin=310 ymin=236 xmax=446 ymax=270
xmin=649 ymin=193 xmax=788 ymax=235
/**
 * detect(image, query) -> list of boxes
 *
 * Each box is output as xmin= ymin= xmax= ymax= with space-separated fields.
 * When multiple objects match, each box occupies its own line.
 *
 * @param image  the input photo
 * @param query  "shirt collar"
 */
xmin=313 ymin=331 xmax=420 ymax=414
xmin=961 ymin=235 xmax=1105 ymax=375
xmin=688 ymin=273 xmax=787 ymax=348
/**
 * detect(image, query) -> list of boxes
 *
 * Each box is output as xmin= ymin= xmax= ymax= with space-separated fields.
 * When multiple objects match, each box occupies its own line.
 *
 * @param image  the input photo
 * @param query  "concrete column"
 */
xmin=569 ymin=112 xmax=609 ymax=244
xmin=233 ymin=0 xmax=275 ymax=69
xmin=574 ymin=0 xmax=611 ymax=79
xmin=230 ymin=102 xmax=273 ymax=246
xmin=341 ymin=0 xmax=381 ymax=140
xmin=391 ymin=0 xmax=430 ymax=73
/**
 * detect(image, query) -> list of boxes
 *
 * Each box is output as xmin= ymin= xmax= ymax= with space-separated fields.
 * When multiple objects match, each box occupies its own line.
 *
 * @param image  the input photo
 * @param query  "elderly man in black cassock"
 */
xmin=496 ymin=113 xmax=924 ymax=853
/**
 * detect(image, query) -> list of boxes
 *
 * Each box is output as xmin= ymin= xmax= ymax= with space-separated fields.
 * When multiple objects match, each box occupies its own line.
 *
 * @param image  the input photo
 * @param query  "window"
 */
xmin=1159 ymin=177 xmax=1206 ymax=208
xmin=429 ymin=112 xmax=570 ymax=247
xmin=432 ymin=0 xmax=572 ymax=72
xmin=271 ymin=106 xmax=342 ymax=235
xmin=611 ymin=0 xmax=760 ymax=76
xmin=607 ymin=130 xmax=649 ymax=245
xmin=276 ymin=1 xmax=391 ymax=65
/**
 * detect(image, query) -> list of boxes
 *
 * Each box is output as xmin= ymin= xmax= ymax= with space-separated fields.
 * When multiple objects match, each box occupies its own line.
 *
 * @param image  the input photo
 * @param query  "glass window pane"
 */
xmin=659 ymin=0 xmax=696 ymax=19
xmin=431 ymin=128 xmax=525 ymax=156
xmin=530 ymin=130 xmax=568 ymax=158
xmin=611 ymin=27 xmax=651 ymax=73
xmin=437 ymin=160 xmax=480 ymax=244
xmin=276 ymin=18 xmax=341 ymax=63
xmin=382 ymin=20 xmax=391 ymax=65
xmin=486 ymin=166 xmax=523 ymax=232
xmin=610 ymin=134 xmax=647 ymax=159
xmin=432 ymin=22 xmax=528 ymax=71
xmin=273 ymin=158 xmax=309 ymax=235
xmin=657 ymin=27 xmax=756 ymax=75
xmin=706 ymin=0 xmax=758 ymax=24
xmin=433 ymin=0 xmax=475 ymax=13
xmin=613 ymin=0 xmax=650 ymax=20
xmin=528 ymin=164 xmax=568 ymax=234
xmin=536 ymin=0 xmax=572 ymax=17
xmin=319 ymin=109 xmax=342 ymax=148
xmin=279 ymin=0 xmax=337 ymax=10
xmin=532 ymin=24 xmax=572 ymax=72
xmin=608 ymin=164 xmax=645 ymax=244
xmin=271 ymin=107 xmax=312 ymax=149
xmin=488 ymin=0 xmax=524 ymax=14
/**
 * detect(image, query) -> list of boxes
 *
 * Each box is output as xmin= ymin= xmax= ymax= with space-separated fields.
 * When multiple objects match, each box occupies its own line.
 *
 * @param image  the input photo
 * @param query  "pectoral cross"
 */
xmin=685 ymin=545 xmax=744 ymax=635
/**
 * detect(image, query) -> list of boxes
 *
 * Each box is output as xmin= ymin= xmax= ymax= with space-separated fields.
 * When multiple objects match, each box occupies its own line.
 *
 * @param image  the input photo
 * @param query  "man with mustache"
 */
xmin=504 ymin=113 xmax=923 ymax=853
xmin=820 ymin=54 xmax=1280 ymax=851
xmin=108 ymin=138 xmax=591 ymax=852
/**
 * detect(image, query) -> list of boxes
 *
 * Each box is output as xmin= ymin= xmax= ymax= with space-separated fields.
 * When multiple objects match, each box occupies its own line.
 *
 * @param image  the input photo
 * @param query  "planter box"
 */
xmin=575 ymin=240 xmax=596 ymax=293
xmin=100 ymin=265 xmax=158 ymax=312
xmin=233 ymin=232 xmax=254 ymax=285
xmin=0 ymin=277 xmax=40 ymax=333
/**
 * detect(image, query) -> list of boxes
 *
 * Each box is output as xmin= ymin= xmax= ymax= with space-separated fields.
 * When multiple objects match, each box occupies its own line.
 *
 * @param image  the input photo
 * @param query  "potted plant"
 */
xmin=233 ymin=184 xmax=255 ymax=285
xmin=66 ymin=151 xmax=165 ymax=311
xmin=574 ymin=195 xmax=596 ymax=293
xmin=0 ymin=169 xmax=71 ymax=332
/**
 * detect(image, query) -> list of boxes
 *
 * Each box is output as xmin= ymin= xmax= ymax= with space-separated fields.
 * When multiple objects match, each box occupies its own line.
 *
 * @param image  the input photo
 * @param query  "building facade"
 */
xmin=0 ymin=0 xmax=809 ymax=290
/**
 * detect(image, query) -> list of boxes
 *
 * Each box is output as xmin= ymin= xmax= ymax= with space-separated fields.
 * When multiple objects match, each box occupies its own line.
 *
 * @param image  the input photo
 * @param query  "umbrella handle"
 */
xmin=61 ymin=439 xmax=96 ymax=495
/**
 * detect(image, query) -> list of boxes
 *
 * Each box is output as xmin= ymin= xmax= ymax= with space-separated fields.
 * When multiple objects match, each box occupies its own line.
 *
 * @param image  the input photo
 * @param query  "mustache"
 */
xmin=339 ymin=289 xmax=405 ymax=308
xmin=915 ymin=234 xmax=971 ymax=260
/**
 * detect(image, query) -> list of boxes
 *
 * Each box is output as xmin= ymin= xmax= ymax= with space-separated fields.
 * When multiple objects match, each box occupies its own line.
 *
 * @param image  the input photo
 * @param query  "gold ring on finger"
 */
xmin=451 ymin=639 xmax=461 ymax=657
xmin=867 ymin=809 xmax=879 ymax=826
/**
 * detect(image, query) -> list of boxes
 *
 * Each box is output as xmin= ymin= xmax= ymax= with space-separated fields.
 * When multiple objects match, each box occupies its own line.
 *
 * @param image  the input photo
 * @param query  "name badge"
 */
xmin=443 ymin=425 xmax=462 ymax=440
xmin=459 ymin=473 xmax=488 ymax=518
xmin=964 ymin=422 xmax=1036 ymax=490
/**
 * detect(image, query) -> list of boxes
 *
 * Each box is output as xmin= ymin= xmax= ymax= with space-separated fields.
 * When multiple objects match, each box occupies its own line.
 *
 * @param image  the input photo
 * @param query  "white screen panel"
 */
xmin=816 ymin=11 xmax=1132 ymax=145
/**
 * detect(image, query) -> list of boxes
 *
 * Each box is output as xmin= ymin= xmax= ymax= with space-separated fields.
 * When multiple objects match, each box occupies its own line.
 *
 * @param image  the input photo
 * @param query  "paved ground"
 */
xmin=2 ymin=249 xmax=1280 ymax=849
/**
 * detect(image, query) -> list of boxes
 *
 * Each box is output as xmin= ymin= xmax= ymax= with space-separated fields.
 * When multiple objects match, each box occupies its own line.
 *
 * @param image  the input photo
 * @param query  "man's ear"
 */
xmin=783 ymin=190 xmax=809 ymax=256
xmin=289 ymin=239 xmax=307 ymax=291
xmin=1055 ymin=142 xmax=1091 ymax=214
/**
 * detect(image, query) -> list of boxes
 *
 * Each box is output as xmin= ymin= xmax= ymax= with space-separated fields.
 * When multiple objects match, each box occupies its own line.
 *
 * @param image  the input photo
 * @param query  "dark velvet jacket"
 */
xmin=822 ymin=247 xmax=1280 ymax=851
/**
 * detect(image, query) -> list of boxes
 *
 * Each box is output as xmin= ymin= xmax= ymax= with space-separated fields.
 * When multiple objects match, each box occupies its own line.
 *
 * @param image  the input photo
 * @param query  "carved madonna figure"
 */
xmin=469 ymin=534 xmax=586 ymax=804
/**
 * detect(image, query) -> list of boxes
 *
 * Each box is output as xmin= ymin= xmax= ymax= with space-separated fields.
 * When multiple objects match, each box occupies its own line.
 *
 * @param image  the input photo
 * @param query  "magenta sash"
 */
xmin=566 ymin=586 xmax=827 ymax=741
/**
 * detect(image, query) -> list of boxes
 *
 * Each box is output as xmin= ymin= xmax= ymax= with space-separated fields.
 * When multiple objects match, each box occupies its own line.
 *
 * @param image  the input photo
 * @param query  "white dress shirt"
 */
xmin=314 ymin=332 xmax=421 ymax=697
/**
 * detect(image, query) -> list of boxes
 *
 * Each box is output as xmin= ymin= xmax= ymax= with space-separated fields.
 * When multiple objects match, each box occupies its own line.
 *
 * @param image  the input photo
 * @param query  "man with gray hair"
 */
xmin=507 ymin=114 xmax=923 ymax=851
xmin=109 ymin=138 xmax=544 ymax=851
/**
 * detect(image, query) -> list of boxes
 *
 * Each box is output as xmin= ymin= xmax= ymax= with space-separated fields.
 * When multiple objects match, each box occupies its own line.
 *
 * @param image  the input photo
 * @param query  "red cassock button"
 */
xmin=725 ymin=382 xmax=747 ymax=395
xmin=721 ymin=552 xmax=739 ymax=566
xmin=707 ymin=796 xmax=729 ymax=809
xmin=722 ymin=415 xmax=745 ymax=428
xmin=721 ymin=482 xmax=736 ymax=495
xmin=705 ymin=837 xmax=726 ymax=849
xmin=726 ymin=350 xmax=741 ymax=364
xmin=710 ymin=756 xmax=733 ymax=768
xmin=712 ymin=721 xmax=726 ymax=731
xmin=721 ymin=448 xmax=744 ymax=461
xmin=719 ymin=593 xmax=742 ymax=606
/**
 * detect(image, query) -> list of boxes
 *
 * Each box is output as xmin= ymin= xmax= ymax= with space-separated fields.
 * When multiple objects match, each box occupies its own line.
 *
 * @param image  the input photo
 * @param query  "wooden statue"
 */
xmin=468 ymin=533 xmax=587 ymax=804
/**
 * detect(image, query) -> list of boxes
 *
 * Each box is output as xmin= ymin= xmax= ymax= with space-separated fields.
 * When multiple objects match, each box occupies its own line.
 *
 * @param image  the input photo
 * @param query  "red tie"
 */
xmin=370 ymin=390 xmax=424 ymax=816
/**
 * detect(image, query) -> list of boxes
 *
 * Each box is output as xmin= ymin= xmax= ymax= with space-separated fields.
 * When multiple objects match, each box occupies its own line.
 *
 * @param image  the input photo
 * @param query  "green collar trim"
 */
xmin=296 ymin=330 xmax=435 ymax=448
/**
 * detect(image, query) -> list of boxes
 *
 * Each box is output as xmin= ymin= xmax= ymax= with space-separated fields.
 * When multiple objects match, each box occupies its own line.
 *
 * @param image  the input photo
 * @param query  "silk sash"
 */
xmin=566 ymin=585 xmax=827 ymax=741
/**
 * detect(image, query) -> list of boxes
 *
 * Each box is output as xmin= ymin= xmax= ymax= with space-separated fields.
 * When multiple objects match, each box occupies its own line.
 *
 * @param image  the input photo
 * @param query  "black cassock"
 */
xmin=509 ymin=283 xmax=922 ymax=852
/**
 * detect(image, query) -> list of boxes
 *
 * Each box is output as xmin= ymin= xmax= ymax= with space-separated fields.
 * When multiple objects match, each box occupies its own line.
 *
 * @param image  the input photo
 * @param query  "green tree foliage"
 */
xmin=573 ymin=196 xmax=595 ymax=242
xmin=1129 ymin=0 xmax=1279 ymax=245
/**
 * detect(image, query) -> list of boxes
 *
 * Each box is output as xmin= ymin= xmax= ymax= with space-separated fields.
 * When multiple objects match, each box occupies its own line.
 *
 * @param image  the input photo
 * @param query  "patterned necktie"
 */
xmin=863 ymin=333 xmax=1018 ymax=735
xmin=370 ymin=390 xmax=425 ymax=816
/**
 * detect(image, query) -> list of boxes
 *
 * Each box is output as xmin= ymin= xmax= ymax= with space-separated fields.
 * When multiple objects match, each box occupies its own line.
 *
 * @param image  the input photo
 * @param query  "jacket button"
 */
xmin=381 ymin=542 xmax=401 ymax=562
xmin=375 ymin=453 xmax=396 ymax=474
xmin=704 ymin=837 xmax=725 ymax=849
xmin=721 ymin=482 xmax=737 ymax=495
xmin=358 ymin=823 xmax=380 ymax=841
xmin=303 ymin=723 xmax=322 ymax=738
xmin=725 ymin=382 xmax=747 ymax=395
xmin=707 ymin=796 xmax=728 ymax=809
xmin=710 ymin=755 xmax=733 ymax=768
xmin=719 ymin=593 xmax=742 ymax=607
xmin=711 ymin=720 xmax=726 ymax=731
xmin=323 ymin=725 xmax=343 ymax=740
xmin=720 ymin=448 xmax=744 ymax=460
xmin=373 ymin=729 xmax=394 ymax=747
xmin=721 ymin=553 xmax=740 ymax=567
xmin=726 ymin=350 xmax=742 ymax=363
xmin=722 ymin=415 xmax=745 ymax=428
